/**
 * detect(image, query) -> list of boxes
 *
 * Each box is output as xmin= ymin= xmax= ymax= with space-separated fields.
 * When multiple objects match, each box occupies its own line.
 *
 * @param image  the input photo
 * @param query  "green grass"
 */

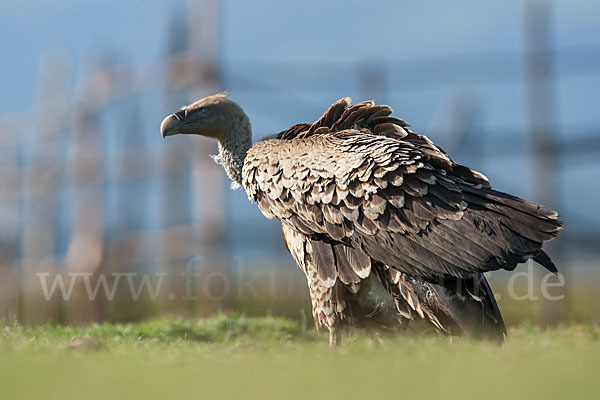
xmin=1 ymin=315 xmax=599 ymax=400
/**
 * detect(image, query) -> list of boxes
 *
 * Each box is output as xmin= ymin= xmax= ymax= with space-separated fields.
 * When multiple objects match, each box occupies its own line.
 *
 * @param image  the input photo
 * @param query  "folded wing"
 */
xmin=243 ymin=99 xmax=562 ymax=281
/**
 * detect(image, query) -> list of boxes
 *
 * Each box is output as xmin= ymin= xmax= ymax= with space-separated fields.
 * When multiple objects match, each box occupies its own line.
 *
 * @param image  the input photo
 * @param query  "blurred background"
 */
xmin=0 ymin=0 xmax=598 ymax=326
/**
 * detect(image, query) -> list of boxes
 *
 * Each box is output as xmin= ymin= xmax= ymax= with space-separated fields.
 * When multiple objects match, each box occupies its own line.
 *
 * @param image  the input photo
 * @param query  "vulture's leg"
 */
xmin=328 ymin=326 xmax=338 ymax=347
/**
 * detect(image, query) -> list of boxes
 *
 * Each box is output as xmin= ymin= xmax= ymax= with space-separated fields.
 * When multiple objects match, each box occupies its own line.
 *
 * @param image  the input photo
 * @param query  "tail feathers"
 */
xmin=533 ymin=250 xmax=558 ymax=274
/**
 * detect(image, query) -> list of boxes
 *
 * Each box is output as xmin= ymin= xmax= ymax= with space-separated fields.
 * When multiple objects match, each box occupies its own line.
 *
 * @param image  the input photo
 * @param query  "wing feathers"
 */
xmin=245 ymin=98 xmax=561 ymax=281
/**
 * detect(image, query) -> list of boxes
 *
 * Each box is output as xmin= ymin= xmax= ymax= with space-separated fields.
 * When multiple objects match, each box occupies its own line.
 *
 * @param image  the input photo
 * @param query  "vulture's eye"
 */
xmin=197 ymin=107 xmax=211 ymax=117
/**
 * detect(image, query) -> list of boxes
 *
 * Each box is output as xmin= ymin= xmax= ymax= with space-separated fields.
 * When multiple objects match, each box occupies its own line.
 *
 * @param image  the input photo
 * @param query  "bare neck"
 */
xmin=217 ymin=129 xmax=253 ymax=186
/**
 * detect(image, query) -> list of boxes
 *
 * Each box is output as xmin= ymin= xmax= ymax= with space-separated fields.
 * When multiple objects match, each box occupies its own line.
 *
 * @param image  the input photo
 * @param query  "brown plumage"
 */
xmin=161 ymin=93 xmax=563 ymax=345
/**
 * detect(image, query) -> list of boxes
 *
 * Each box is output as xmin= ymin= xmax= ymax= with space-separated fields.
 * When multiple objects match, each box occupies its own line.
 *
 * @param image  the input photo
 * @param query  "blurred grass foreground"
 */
xmin=1 ymin=315 xmax=600 ymax=400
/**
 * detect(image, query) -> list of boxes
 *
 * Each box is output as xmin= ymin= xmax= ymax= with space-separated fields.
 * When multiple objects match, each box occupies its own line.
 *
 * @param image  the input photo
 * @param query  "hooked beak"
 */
xmin=160 ymin=110 xmax=186 ymax=139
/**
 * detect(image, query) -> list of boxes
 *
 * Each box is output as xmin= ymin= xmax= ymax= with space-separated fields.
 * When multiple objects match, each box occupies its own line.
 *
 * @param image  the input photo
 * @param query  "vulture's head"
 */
xmin=160 ymin=92 xmax=250 ymax=143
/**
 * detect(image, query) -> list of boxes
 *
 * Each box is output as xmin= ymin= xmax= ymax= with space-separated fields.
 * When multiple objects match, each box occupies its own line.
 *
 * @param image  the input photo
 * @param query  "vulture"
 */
xmin=161 ymin=93 xmax=562 ymax=345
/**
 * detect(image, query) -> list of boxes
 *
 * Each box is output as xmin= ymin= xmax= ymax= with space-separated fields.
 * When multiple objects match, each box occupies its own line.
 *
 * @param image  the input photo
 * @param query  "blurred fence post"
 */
xmin=187 ymin=0 xmax=229 ymax=313
xmin=525 ymin=0 xmax=565 ymax=323
xmin=20 ymin=53 xmax=71 ymax=323
xmin=66 ymin=73 xmax=106 ymax=322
